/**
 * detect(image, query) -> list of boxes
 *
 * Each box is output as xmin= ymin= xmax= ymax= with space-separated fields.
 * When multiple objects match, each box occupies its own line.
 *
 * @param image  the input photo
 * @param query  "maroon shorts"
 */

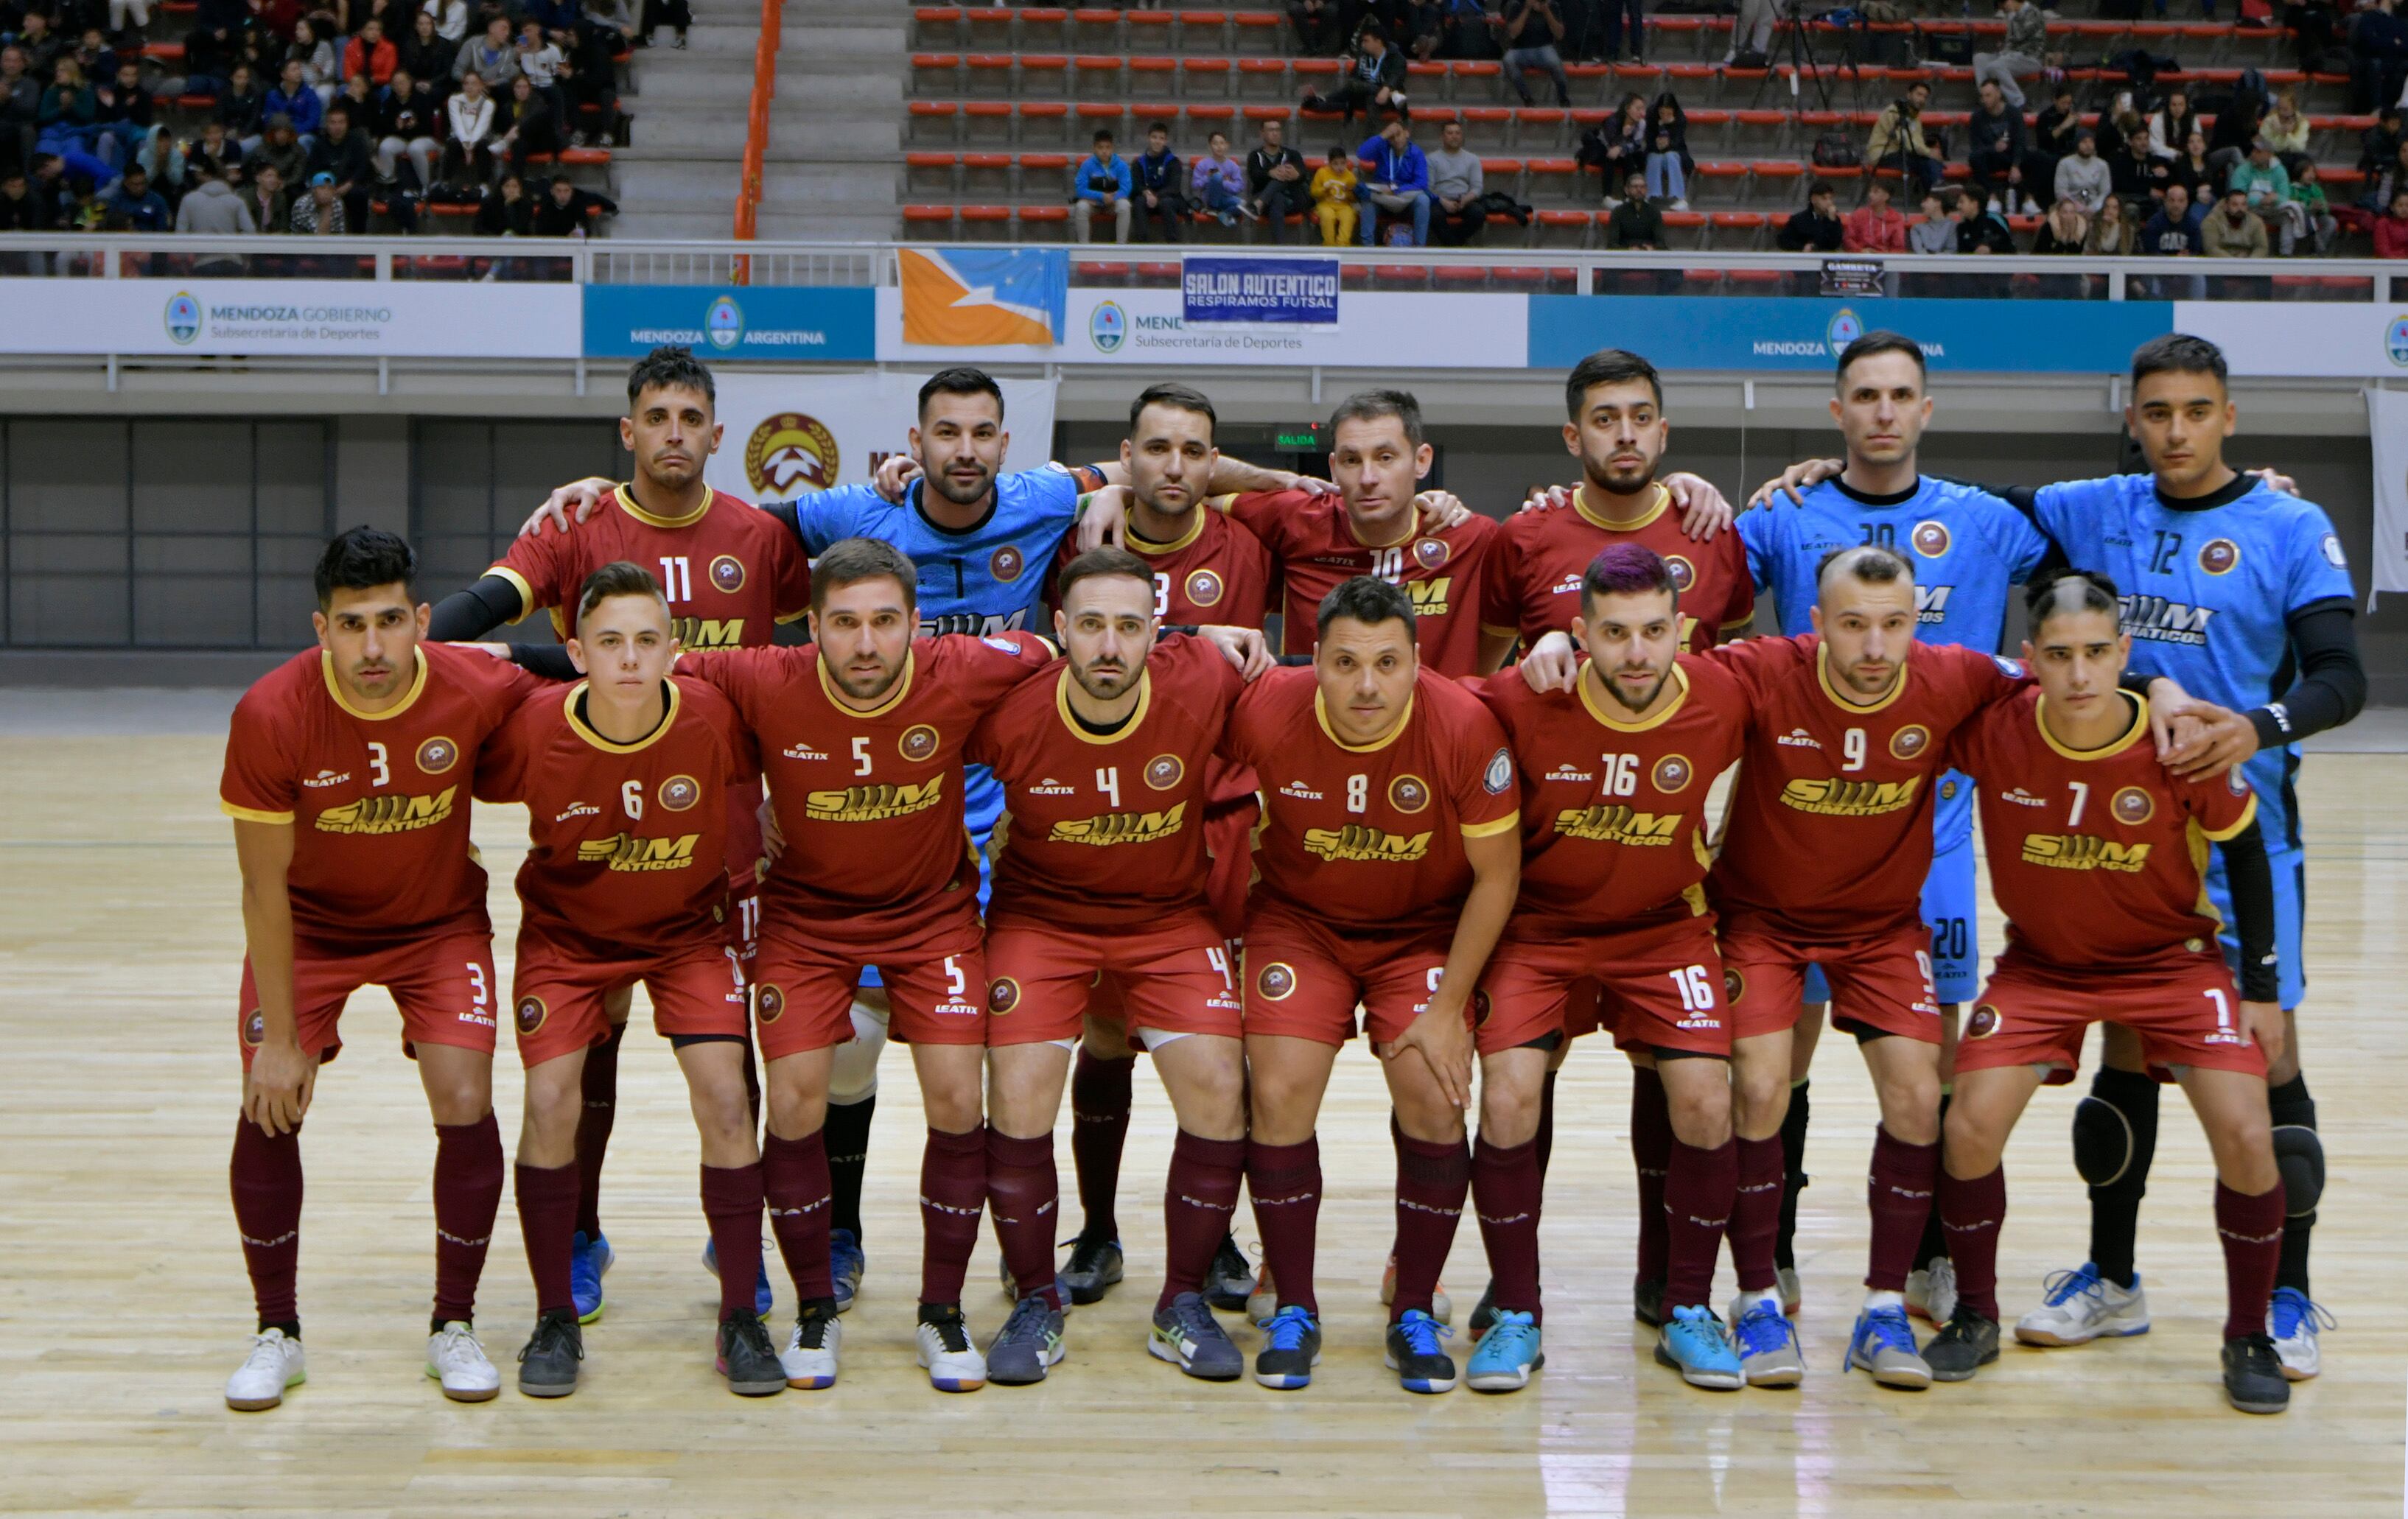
xmin=986 ymin=912 xmax=1243 ymax=1048
xmin=1956 ymin=950 xmax=2268 ymax=1083
xmin=237 ymin=930 xmax=498 ymax=1067
xmin=752 ymin=924 xmax=985 ymax=1060
xmin=1483 ymin=920 xmax=1730 ymax=1057
xmin=1242 ymin=905 xmax=1532 ymax=1054
xmin=1204 ymin=802 xmax=1257 ymax=943
xmin=1720 ymin=918 xmax=1942 ymax=1045
xmin=510 ymin=928 xmax=749 ymax=1069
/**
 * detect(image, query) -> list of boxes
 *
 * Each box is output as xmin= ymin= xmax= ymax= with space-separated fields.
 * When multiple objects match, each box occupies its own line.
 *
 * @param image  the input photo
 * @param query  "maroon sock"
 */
xmin=1864 ymin=1126 xmax=1940 ymax=1292
xmin=1390 ymin=1120 xmax=1471 ymax=1323
xmin=1535 ymin=1068 xmax=1559 ymax=1181
xmin=987 ymin=1127 xmax=1063 ymax=1310
xmin=230 ymin=1118 xmax=304 ymax=1328
xmin=1730 ymin=1135 xmax=1783 ymax=1293
xmin=2215 ymin=1179 xmax=2286 ymax=1342
xmin=1160 ymin=1129 xmax=1245 ymax=1308
xmin=514 ymin=1161 xmax=581 ymax=1316
xmin=1630 ymin=1066 xmax=1673 ymax=1287
xmin=1939 ymin=1165 xmax=2007 ymax=1321
xmin=1471 ymin=1133 xmax=1544 ymax=1323
xmin=431 ymin=1114 xmax=503 ymax=1324
xmin=573 ymin=1022 xmax=624 ymax=1239
xmin=919 ymin=1125 xmax=987 ymax=1307
xmin=1070 ymin=1048 xmax=1135 ymax=1242
xmin=762 ymin=1129 xmax=834 ymax=1302
xmin=700 ymin=1162 xmax=766 ymax=1322
xmin=1247 ymin=1134 xmax=1322 ymax=1319
xmin=1664 ymin=1135 xmax=1737 ymax=1313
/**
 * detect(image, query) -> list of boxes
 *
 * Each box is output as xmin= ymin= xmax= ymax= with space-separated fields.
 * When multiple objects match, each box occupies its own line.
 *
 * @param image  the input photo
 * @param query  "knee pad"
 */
xmin=2071 ymin=1094 xmax=2134 ymax=1188
xmin=826 ymin=999 xmax=889 ymax=1105
xmin=2272 ymin=1123 xmax=2323 ymax=1218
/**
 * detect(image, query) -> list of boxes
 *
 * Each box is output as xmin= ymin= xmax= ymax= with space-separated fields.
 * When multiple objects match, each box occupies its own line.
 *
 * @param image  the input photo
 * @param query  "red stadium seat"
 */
xmin=1232 ymin=10 xmax=1285 ymax=52
xmin=1433 ymin=265 xmax=1488 ymax=287
xmin=1018 ymin=206 xmax=1071 ymax=239
xmin=909 ymin=99 xmax=961 ymax=144
xmin=914 ymin=7 xmax=963 ymax=46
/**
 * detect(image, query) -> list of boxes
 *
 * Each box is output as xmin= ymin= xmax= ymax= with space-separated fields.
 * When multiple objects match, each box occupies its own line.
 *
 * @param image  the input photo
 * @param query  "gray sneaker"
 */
xmin=1203 ymin=1235 xmax=1256 ymax=1313
xmin=1924 ymin=1306 xmax=2000 ymax=1383
xmin=515 ymin=1308 xmax=584 ymax=1398
xmin=1060 ymin=1235 xmax=1124 ymax=1306
xmin=985 ymin=1294 xmax=1067 ymax=1386
xmin=1726 ymin=1293 xmax=1805 ymax=1388
xmin=1843 ymin=1303 xmax=1932 ymax=1390
xmin=1149 ymin=1291 xmax=1244 ymax=1381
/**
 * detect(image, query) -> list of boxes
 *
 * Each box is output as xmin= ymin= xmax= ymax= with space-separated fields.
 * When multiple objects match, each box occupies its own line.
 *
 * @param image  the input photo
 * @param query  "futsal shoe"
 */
xmin=1379 ymin=1254 xmax=1452 ymax=1325
xmin=425 ymin=1322 xmax=501 ymax=1402
xmin=1923 ymin=1305 xmax=2001 ymax=1383
xmin=1060 ymin=1234 xmax=1125 ymax=1305
xmin=515 ymin=1308 xmax=584 ymax=1398
xmin=830 ymin=1228 xmax=865 ymax=1313
xmin=1466 ymin=1310 xmax=1544 ymax=1392
xmin=716 ymin=1310 xmax=787 ymax=1397
xmin=569 ymin=1231 xmax=612 ymax=1324
xmin=1905 ymin=1256 xmax=1958 ymax=1325
xmin=1253 ymin=1305 xmax=1323 ymax=1390
xmin=2222 ymin=1333 xmax=2292 ymax=1414
xmin=1777 ymin=1266 xmax=1802 ymax=1316
xmin=701 ymin=1236 xmax=774 ymax=1319
xmin=1726 ymin=1292 xmax=1805 ymax=1387
xmin=1633 ymin=1277 xmax=1666 ymax=1329
xmin=1842 ymin=1303 xmax=1932 ymax=1389
xmin=2014 ymin=1263 xmax=2150 ymax=1347
xmin=915 ymin=1304 xmax=987 ymax=1392
xmin=781 ymin=1302 xmax=841 ymax=1389
xmin=1149 ymin=1291 xmax=1245 ymax=1381
xmin=1203 ymin=1234 xmax=1256 ymax=1312
xmin=1655 ymin=1305 xmax=1744 ymax=1390
xmin=986 ymin=1294 xmax=1068 ymax=1386
xmin=1385 ymin=1308 xmax=1457 ymax=1394
xmin=1246 ymin=1263 xmax=1279 ymax=1322
xmin=224 ymin=1327 xmax=307 ymax=1411
xmin=2268 ymin=1288 xmax=2331 ymax=1381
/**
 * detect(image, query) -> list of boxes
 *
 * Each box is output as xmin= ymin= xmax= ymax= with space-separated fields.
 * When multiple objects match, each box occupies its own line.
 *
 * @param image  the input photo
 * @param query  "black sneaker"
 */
xmin=1469 ymin=1280 xmax=1500 ymax=1342
xmin=2222 ymin=1333 xmax=2291 ymax=1414
xmin=716 ymin=1309 xmax=786 ymax=1397
xmin=1634 ymin=1277 xmax=1666 ymax=1328
xmin=1203 ymin=1234 xmax=1255 ymax=1312
xmin=516 ymin=1308 xmax=584 ymax=1398
xmin=1253 ymin=1305 xmax=1322 ymax=1390
xmin=1924 ymin=1305 xmax=2001 ymax=1383
xmin=1060 ymin=1233 xmax=1124 ymax=1306
xmin=1384 ymin=1308 xmax=1458 ymax=1394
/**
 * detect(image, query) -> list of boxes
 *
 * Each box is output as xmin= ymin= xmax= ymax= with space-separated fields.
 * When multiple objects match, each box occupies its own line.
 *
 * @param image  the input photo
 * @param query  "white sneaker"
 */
xmin=781 ymin=1306 xmax=841 ymax=1389
xmin=1670 ymin=197 xmax=1689 ymax=211
xmin=424 ymin=1322 xmax=501 ymax=1403
xmin=225 ymin=1328 xmax=307 ymax=1411
xmin=1905 ymin=1258 xmax=1959 ymax=1325
xmin=2268 ymin=1288 xmax=2330 ymax=1381
xmin=915 ymin=1310 xmax=987 ymax=1392
xmin=2015 ymin=1263 xmax=2150 ymax=1347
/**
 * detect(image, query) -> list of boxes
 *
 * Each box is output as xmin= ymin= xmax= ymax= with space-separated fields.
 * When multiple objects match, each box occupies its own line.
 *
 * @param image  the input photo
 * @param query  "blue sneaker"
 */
xmin=570 ymin=1231 xmax=612 ymax=1325
xmin=830 ymin=1228 xmax=865 ymax=1314
xmin=1384 ymin=1308 xmax=1457 ymax=1394
xmin=701 ymin=1237 xmax=774 ymax=1319
xmin=1654 ymin=1304 xmax=1743 ymax=1389
xmin=2268 ymin=1285 xmax=2331 ymax=1381
xmin=1253 ymin=1305 xmax=1322 ymax=1390
xmin=1843 ymin=1302 xmax=1932 ymax=1389
xmin=1727 ymin=1293 xmax=1805 ymax=1386
xmin=1465 ymin=1309 xmax=1543 ymax=1392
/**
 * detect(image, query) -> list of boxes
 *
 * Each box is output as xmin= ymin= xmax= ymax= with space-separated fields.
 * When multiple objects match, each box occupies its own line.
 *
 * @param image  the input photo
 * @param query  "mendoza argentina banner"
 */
xmin=1181 ymin=256 xmax=1341 ymax=326
xmin=2367 ymin=387 xmax=2408 ymax=609
xmin=701 ymin=370 xmax=1058 ymax=507
xmin=583 ymin=284 xmax=875 ymax=361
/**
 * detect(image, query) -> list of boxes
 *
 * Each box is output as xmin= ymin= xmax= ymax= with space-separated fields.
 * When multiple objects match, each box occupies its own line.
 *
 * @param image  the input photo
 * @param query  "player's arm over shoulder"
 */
xmin=470 ymin=691 xmax=547 ymax=804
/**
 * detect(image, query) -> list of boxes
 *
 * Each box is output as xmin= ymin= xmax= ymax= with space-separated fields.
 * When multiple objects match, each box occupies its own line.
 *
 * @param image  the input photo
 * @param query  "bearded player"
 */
xmin=475 ymin=563 xmax=780 ymax=1399
xmin=968 ymin=547 xmax=1268 ymax=1383
xmin=1933 ymin=570 xmax=2292 ymax=1416
xmin=1222 ymin=576 xmax=1522 ymax=1394
xmin=218 ymin=527 xmax=545 ymax=1411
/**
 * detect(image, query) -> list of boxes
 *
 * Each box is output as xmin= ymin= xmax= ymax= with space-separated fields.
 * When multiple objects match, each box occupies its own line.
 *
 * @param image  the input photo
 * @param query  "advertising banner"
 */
xmin=2367 ymin=387 xmax=2408 ymax=610
xmin=1525 ymin=295 xmax=2176 ymax=373
xmin=2173 ymin=303 xmax=2408 ymax=379
xmin=0 ymin=277 xmax=582 ymax=357
xmin=898 ymin=248 xmax=1067 ymax=348
xmin=701 ymin=370 xmax=1058 ymax=507
xmin=1181 ymin=256 xmax=1342 ymax=326
xmin=583 ymin=284 xmax=875 ymax=360
xmin=882 ymin=286 xmax=1527 ymax=367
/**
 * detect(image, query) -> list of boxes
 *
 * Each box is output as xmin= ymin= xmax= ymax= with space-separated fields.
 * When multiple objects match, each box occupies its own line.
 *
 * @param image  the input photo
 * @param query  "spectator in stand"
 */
xmin=1953 ymin=187 xmax=2015 ymax=253
xmin=1601 ymin=0 xmax=1645 ymax=62
xmin=2031 ymin=84 xmax=2079 ymax=191
xmin=2 ymin=46 xmax=39 ymax=175
xmin=1868 ymin=81 xmax=1941 ymax=197
xmin=492 ymin=71 xmax=556 ymax=181
xmin=374 ymin=65 xmax=438 ymax=189
xmin=2148 ymin=88 xmax=2196 ymax=163
xmin=2205 ymin=85 xmax=2261 ymax=181
xmin=1605 ymin=167 xmax=1663 ymax=246
xmin=291 ymin=166 xmax=343 ymax=231
xmin=93 ymin=57 xmax=152 ymax=168
xmin=1578 ymin=90 xmax=1646 ymax=201
xmin=346 ymin=18 xmax=397 ymax=87
xmin=103 ymin=161 xmax=169 ymax=228
xmin=1073 ymin=127 xmax=1133 ymax=243
xmin=1131 ymin=119 xmax=1184 ymax=242
xmin=441 ymin=66 xmax=491 ymax=180
xmin=2376 ymin=188 xmax=2408 ymax=257
xmin=2161 ymin=127 xmax=2214 ymax=205
xmin=1426 ymin=118 xmax=1485 ymax=244
xmin=514 ymin=19 xmax=564 ymax=131
xmin=2054 ymin=130 xmax=2110 ymax=215
xmin=1644 ymin=91 xmax=1689 ymax=208
xmin=1289 ymin=0 xmax=1341 ymax=55
xmin=1967 ymin=77 xmax=2040 ymax=214
xmin=1727 ymin=0 xmax=1774 ymax=63
xmin=287 ymin=18 xmax=337 ymax=105
xmin=476 ymin=167 xmax=531 ymax=232
xmin=10 ymin=13 xmax=63 ymax=83
xmin=639 ymin=0 xmax=690 ymax=50
xmin=111 ymin=0 xmax=153 ymax=49
xmin=36 ymin=56 xmax=102 ymax=161
xmin=2365 ymin=141 xmax=2408 ymax=214
xmin=532 ymin=169 xmax=612 ymax=234
xmin=1191 ymin=128 xmax=1249 ymax=226
xmin=305 ymin=98 xmax=378 ymax=228
xmin=0 ymin=162 xmax=55 ymax=236
xmin=245 ymin=110 xmax=306 ymax=187
xmin=2104 ymin=110 xmax=2153 ymax=201
xmin=2349 ymin=0 xmax=2407 ymax=115
xmin=2258 ymin=91 xmax=2311 ymax=178
xmin=2229 ymin=138 xmax=2290 ymax=225
xmin=332 ymin=69 xmax=374 ymax=140
xmin=1497 ymin=0 xmax=1571 ymax=106
xmin=2085 ymin=189 xmax=2135 ymax=253
xmin=1354 ymin=111 xmax=1429 ymax=244
xmin=1309 ymin=142 xmax=1357 ymax=245
xmin=179 ymin=0 xmax=246 ymax=95
xmin=1396 ymin=0 xmax=1444 ymax=63
xmin=2284 ymin=161 xmax=2336 ymax=255
xmin=2141 ymin=179 xmax=2205 ymax=295
xmin=400 ymin=7 xmax=455 ymax=93
xmin=555 ymin=47 xmax=613 ymax=146
xmin=175 ymin=153 xmax=256 ymax=255
xmin=264 ymin=56 xmax=322 ymax=138
xmin=424 ymin=0 xmax=469 ymax=43
xmin=1908 ymin=188 xmax=1953 ymax=253
xmin=2362 ymin=108 xmax=2404 ymax=180
xmin=187 ymin=117 xmax=242 ymax=181
xmin=1973 ymin=0 xmax=2047 ymax=110
xmin=1844 ymin=178 xmax=1906 ymax=251
xmin=1776 ymin=178 xmax=1844 ymax=250
xmin=219 ymin=63 xmax=266 ymax=150
xmin=2202 ymin=186 xmax=2269 ymax=301
xmin=1247 ymin=116 xmax=1309 ymax=242
xmin=2031 ymin=193 xmax=2089 ymax=251
xmin=453 ymin=15 xmax=517 ymax=91
xmin=1302 ymin=26 xmax=1407 ymax=126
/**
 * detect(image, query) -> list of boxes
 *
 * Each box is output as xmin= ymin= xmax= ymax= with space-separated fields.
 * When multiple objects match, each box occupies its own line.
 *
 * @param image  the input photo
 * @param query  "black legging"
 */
xmin=641 ymin=0 xmax=690 ymax=37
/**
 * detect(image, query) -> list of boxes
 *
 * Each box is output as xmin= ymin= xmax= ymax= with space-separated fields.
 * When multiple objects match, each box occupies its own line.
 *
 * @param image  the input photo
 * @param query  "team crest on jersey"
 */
xmin=900 ymin=724 xmax=940 ymax=762
xmin=1652 ymin=754 xmax=1694 ymax=793
xmin=2199 ymin=539 xmax=2241 ymax=575
xmin=2111 ymin=786 xmax=2156 ymax=825
xmin=1413 ymin=538 xmax=1451 ymax=571
xmin=1966 ymin=1003 xmax=2002 ymax=1039
xmin=710 ymin=555 xmax=746 ymax=594
xmin=1255 ymin=961 xmax=1298 ymax=1002
xmin=990 ymin=545 xmax=1025 ymax=583
xmin=1185 ymin=569 xmax=1225 ymax=608
xmin=1389 ymin=773 xmax=1431 ymax=813
xmin=659 ymin=774 xmax=701 ymax=812
xmin=514 ymin=996 xmax=547 ymax=1036
xmin=242 ymin=1008 xmax=265 ymax=1046
xmin=1663 ymin=555 xmax=1695 ymax=592
xmin=988 ymin=977 xmax=1021 ymax=1015
xmin=2321 ymin=533 xmax=2347 ymax=568
xmin=1723 ymin=967 xmax=1746 ymax=1004
xmin=755 ymin=984 xmax=785 ymax=1025
xmin=1483 ymin=748 xmax=1513 ymax=796
xmin=416 ymin=735 xmax=460 ymax=775
xmin=1911 ymin=520 xmax=1951 ymax=558
xmin=1145 ymin=754 xmax=1185 ymax=790
xmin=1889 ymin=725 xmax=1931 ymax=760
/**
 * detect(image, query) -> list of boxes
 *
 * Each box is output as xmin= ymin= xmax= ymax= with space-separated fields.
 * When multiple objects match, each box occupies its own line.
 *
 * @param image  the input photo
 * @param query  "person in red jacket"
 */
xmin=343 ymin=16 xmax=396 ymax=85
xmin=2376 ymin=189 xmax=2408 ymax=258
xmin=1844 ymin=180 xmax=1908 ymax=253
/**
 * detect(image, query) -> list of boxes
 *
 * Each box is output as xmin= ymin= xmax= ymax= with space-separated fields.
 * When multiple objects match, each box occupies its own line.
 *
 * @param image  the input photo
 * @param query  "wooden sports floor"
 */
xmin=1 ymin=694 xmax=2402 ymax=1518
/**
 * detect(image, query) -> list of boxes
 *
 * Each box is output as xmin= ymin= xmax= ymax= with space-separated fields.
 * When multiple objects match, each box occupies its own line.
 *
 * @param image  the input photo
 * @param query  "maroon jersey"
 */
xmin=475 ymin=676 xmax=752 ymax=959
xmin=1222 ymin=664 xmax=1519 ymax=933
xmin=1057 ymin=499 xmax=1276 ymax=628
xmin=1480 ymin=483 xmax=1756 ymax=653
xmin=970 ymin=634 xmax=1245 ymax=930
xmin=219 ymin=642 xmax=543 ymax=948
xmin=1221 ymin=488 xmax=1503 ymax=676
xmin=1477 ymin=654 xmax=1751 ymax=942
xmin=679 ymin=631 xmax=1054 ymax=956
xmin=1708 ymin=634 xmax=2023 ymax=941
xmin=1952 ymin=687 xmax=2258 ymax=972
